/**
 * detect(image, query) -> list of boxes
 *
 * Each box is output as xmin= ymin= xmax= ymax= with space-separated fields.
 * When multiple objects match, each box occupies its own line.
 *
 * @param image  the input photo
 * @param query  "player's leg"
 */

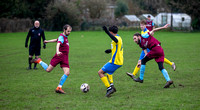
xmin=99 ymin=62 xmax=122 ymax=97
xmin=98 ymin=69 xmax=110 ymax=88
xmin=107 ymin=74 xmax=116 ymax=92
xmin=157 ymin=62 xmax=173 ymax=88
xmin=31 ymin=57 xmax=54 ymax=72
xmin=98 ymin=69 xmax=113 ymax=97
xmin=27 ymin=55 xmax=33 ymax=69
xmin=56 ymin=67 xmax=69 ymax=94
xmin=134 ymin=56 xmax=151 ymax=83
xmin=107 ymin=74 xmax=113 ymax=85
xmin=34 ymin=56 xmax=39 ymax=69
xmin=132 ymin=49 xmax=147 ymax=76
xmin=34 ymin=47 xmax=41 ymax=69
xmin=127 ymin=50 xmax=147 ymax=78
xmin=132 ymin=64 xmax=140 ymax=76
xmin=164 ymin=58 xmax=176 ymax=71
xmin=126 ymin=64 xmax=139 ymax=79
xmin=27 ymin=46 xmax=34 ymax=69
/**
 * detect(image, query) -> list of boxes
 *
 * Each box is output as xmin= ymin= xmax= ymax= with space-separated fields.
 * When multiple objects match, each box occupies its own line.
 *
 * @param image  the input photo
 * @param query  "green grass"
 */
xmin=0 ymin=31 xmax=200 ymax=110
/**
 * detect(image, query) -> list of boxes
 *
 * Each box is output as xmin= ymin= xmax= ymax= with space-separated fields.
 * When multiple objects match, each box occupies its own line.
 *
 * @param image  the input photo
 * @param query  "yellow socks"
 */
xmin=107 ymin=74 xmax=113 ymax=84
xmin=101 ymin=76 xmax=110 ymax=88
xmin=132 ymin=65 xmax=140 ymax=76
xmin=164 ymin=58 xmax=172 ymax=66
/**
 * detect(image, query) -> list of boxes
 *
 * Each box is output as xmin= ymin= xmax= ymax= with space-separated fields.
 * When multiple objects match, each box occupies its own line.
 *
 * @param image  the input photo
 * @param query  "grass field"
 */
xmin=0 ymin=30 xmax=200 ymax=110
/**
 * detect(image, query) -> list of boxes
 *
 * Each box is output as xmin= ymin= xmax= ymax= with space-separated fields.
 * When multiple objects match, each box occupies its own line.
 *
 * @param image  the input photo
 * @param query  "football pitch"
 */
xmin=0 ymin=31 xmax=200 ymax=109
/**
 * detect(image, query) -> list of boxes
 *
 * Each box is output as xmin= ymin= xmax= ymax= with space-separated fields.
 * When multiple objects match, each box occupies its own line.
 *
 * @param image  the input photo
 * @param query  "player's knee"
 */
xmin=158 ymin=62 xmax=164 ymax=71
xmin=98 ymin=70 xmax=101 ymax=75
xmin=159 ymin=66 xmax=163 ymax=71
xmin=64 ymin=72 xmax=70 ymax=76
xmin=46 ymin=69 xmax=51 ymax=72
xmin=98 ymin=70 xmax=103 ymax=75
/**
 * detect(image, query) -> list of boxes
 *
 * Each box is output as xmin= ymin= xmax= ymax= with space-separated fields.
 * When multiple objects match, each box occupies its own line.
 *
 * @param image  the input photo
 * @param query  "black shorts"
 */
xmin=29 ymin=46 xmax=41 ymax=56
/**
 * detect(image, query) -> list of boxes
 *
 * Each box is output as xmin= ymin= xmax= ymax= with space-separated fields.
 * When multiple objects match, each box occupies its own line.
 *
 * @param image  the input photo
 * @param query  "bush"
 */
xmin=0 ymin=18 xmax=32 ymax=32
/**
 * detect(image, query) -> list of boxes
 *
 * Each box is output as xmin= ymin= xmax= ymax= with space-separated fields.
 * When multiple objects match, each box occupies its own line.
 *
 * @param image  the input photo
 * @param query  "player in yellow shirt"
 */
xmin=98 ymin=25 xmax=123 ymax=97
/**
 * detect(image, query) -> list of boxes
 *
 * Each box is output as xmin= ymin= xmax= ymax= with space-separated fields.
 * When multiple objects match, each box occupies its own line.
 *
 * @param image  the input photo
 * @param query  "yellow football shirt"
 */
xmin=141 ymin=28 xmax=149 ymax=38
xmin=109 ymin=35 xmax=123 ymax=65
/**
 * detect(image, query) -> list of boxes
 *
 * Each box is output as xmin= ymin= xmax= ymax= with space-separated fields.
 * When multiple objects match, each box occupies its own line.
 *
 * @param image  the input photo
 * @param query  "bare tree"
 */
xmin=45 ymin=0 xmax=80 ymax=30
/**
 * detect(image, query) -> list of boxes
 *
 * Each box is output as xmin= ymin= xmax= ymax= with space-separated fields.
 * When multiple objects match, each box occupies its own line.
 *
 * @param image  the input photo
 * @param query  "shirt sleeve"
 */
xmin=57 ymin=36 xmax=64 ymax=44
xmin=25 ymin=29 xmax=31 ymax=46
xmin=41 ymin=30 xmax=46 ymax=41
xmin=152 ymin=22 xmax=155 ymax=26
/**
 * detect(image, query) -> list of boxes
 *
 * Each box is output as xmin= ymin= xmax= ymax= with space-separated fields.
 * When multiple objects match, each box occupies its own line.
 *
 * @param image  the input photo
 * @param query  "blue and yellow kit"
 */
xmin=109 ymin=35 xmax=123 ymax=65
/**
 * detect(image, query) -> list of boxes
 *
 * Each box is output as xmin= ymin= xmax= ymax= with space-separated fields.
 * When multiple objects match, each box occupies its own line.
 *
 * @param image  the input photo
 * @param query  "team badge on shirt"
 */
xmin=38 ymin=33 xmax=40 ymax=36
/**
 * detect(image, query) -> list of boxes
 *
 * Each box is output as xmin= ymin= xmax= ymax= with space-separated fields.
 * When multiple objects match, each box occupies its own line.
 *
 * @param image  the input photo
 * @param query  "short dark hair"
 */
xmin=133 ymin=32 xmax=141 ymax=37
xmin=63 ymin=24 xmax=72 ymax=30
xmin=147 ymin=15 xmax=151 ymax=18
xmin=109 ymin=25 xmax=118 ymax=34
xmin=140 ymin=20 xmax=147 ymax=25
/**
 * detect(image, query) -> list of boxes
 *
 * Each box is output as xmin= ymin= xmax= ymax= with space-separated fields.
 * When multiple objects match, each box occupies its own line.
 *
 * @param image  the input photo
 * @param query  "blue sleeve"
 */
xmin=58 ymin=36 xmax=64 ymax=44
xmin=152 ymin=22 xmax=155 ymax=26
xmin=139 ymin=50 xmax=145 ymax=60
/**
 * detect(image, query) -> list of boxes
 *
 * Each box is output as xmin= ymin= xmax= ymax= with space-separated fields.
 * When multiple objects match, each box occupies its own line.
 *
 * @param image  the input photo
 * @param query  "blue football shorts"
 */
xmin=101 ymin=62 xmax=122 ymax=75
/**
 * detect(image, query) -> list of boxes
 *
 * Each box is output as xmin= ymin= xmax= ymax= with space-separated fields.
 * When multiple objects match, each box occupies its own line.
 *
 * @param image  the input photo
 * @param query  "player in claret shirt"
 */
xmin=146 ymin=15 xmax=155 ymax=31
xmin=31 ymin=24 xmax=72 ymax=94
xmin=126 ymin=20 xmax=176 ymax=80
xmin=132 ymin=23 xmax=174 ymax=88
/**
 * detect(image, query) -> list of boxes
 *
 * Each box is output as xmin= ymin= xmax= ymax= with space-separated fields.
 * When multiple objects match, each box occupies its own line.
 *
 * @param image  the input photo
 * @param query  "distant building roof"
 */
xmin=124 ymin=15 xmax=140 ymax=22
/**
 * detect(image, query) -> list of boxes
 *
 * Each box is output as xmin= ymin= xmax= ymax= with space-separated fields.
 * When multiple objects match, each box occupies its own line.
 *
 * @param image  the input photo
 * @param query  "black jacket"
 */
xmin=25 ymin=27 xmax=46 ymax=48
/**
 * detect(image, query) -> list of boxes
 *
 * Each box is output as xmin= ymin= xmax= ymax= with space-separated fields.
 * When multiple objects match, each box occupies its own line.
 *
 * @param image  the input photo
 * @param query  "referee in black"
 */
xmin=25 ymin=20 xmax=46 ymax=70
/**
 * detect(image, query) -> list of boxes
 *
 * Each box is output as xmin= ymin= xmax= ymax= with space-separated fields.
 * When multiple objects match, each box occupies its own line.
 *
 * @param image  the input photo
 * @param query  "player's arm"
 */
xmin=152 ymin=22 xmax=155 ymax=30
xmin=102 ymin=26 xmax=118 ymax=43
xmin=137 ymin=50 xmax=145 ymax=67
xmin=56 ymin=36 xmax=64 ymax=56
xmin=144 ymin=49 xmax=148 ymax=56
xmin=41 ymin=30 xmax=46 ymax=49
xmin=25 ymin=29 xmax=31 ymax=48
xmin=44 ymin=39 xmax=57 ymax=43
xmin=56 ymin=43 xmax=62 ymax=56
xmin=149 ymin=24 xmax=169 ymax=36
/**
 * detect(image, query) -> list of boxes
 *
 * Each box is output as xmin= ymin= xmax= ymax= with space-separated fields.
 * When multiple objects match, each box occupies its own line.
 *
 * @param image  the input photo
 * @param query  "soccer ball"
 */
xmin=80 ymin=83 xmax=90 ymax=93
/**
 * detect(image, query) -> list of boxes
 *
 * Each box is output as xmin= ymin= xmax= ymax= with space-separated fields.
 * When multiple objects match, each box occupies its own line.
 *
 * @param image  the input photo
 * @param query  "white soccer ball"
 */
xmin=80 ymin=83 xmax=90 ymax=93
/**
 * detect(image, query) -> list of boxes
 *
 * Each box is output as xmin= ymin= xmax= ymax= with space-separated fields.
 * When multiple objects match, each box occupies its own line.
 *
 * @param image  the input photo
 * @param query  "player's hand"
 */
xmin=151 ymin=32 xmax=154 ymax=35
xmin=163 ymin=24 xmax=170 ymax=28
xmin=137 ymin=60 xmax=141 ymax=67
xmin=44 ymin=40 xmax=48 ymax=43
xmin=57 ymin=51 xmax=62 ymax=56
xmin=102 ymin=26 xmax=107 ymax=31
xmin=105 ymin=49 xmax=111 ymax=54
xmin=43 ymin=44 xmax=46 ymax=49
